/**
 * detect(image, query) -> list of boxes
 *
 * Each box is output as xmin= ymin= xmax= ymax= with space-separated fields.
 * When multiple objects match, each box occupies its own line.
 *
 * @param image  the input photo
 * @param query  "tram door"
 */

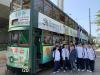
xmin=34 ymin=29 xmax=41 ymax=70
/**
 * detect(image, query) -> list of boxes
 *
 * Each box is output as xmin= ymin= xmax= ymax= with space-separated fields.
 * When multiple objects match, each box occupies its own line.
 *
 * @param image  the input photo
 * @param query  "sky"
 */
xmin=50 ymin=0 xmax=100 ymax=37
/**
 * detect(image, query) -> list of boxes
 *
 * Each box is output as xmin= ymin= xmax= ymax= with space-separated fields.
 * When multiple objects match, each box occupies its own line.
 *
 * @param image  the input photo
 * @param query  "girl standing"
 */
xmin=62 ymin=44 xmax=70 ymax=72
xmin=53 ymin=45 xmax=61 ymax=73
xmin=88 ymin=44 xmax=96 ymax=72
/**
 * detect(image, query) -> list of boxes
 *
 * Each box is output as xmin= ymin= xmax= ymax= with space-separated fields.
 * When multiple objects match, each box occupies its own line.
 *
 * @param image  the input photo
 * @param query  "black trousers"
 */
xmin=77 ymin=58 xmax=84 ymax=70
xmin=53 ymin=61 xmax=60 ymax=72
xmin=65 ymin=58 xmax=72 ymax=70
xmin=84 ymin=58 xmax=90 ymax=70
xmin=89 ymin=60 xmax=95 ymax=71
xmin=63 ymin=57 xmax=70 ymax=70
xmin=69 ymin=60 xmax=77 ymax=70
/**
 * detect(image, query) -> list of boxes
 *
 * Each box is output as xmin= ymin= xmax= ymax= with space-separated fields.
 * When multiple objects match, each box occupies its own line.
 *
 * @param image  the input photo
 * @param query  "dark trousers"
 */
xmin=54 ymin=61 xmax=60 ymax=72
xmin=77 ymin=58 xmax=84 ymax=70
xmin=63 ymin=57 xmax=70 ymax=70
xmin=84 ymin=58 xmax=90 ymax=70
xmin=65 ymin=58 xmax=71 ymax=70
xmin=69 ymin=60 xmax=77 ymax=70
xmin=63 ymin=60 xmax=66 ymax=70
xmin=89 ymin=60 xmax=95 ymax=71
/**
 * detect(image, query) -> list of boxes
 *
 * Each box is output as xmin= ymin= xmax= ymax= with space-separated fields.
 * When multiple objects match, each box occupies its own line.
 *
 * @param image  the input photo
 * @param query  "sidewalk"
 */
xmin=0 ymin=51 xmax=7 ymax=66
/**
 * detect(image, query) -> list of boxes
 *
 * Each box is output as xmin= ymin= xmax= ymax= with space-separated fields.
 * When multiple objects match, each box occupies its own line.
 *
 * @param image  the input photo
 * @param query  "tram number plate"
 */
xmin=22 ymin=68 xmax=30 ymax=72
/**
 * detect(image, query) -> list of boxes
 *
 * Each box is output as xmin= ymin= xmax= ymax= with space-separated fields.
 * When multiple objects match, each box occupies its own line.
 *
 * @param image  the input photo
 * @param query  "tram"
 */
xmin=7 ymin=0 xmax=88 ymax=74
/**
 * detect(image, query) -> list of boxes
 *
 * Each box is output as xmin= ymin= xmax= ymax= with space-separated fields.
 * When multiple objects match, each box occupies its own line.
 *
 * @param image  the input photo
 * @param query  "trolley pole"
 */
xmin=89 ymin=8 xmax=92 ymax=43
xmin=30 ymin=0 xmax=36 ymax=74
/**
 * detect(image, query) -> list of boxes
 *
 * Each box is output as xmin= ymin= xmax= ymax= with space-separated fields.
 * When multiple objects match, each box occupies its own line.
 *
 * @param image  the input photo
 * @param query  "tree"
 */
xmin=95 ymin=10 xmax=100 ymax=25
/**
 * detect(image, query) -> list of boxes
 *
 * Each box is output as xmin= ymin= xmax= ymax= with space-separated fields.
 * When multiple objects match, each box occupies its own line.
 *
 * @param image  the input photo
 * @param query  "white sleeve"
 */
xmin=62 ymin=49 xmax=65 ymax=60
xmin=53 ymin=51 xmax=55 ymax=58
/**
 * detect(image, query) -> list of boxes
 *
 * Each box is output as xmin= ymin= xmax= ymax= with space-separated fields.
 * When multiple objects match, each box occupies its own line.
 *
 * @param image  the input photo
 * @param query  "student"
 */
xmin=62 ymin=44 xmax=70 ymax=72
xmin=58 ymin=43 xmax=63 ymax=70
xmin=69 ymin=44 xmax=77 ymax=71
xmin=76 ymin=43 xmax=84 ymax=71
xmin=83 ymin=44 xmax=90 ymax=71
xmin=53 ymin=45 xmax=61 ymax=73
xmin=88 ymin=44 xmax=96 ymax=72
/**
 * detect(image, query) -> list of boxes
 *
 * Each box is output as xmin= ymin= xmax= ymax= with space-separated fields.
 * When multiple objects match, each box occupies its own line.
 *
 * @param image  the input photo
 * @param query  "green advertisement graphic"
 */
xmin=7 ymin=47 xmax=30 ymax=69
xmin=42 ymin=46 xmax=53 ymax=64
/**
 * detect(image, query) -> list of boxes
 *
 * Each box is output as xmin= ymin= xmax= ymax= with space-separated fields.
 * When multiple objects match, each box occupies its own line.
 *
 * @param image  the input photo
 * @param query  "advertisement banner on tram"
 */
xmin=41 ymin=46 xmax=53 ymax=64
xmin=7 ymin=47 xmax=30 ymax=69
xmin=38 ymin=13 xmax=64 ymax=34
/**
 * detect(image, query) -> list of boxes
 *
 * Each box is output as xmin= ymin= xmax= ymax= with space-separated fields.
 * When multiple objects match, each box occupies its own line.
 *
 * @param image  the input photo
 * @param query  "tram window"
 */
xmin=69 ymin=19 xmax=74 ymax=28
xmin=65 ymin=16 xmax=69 ymax=25
xmin=44 ymin=0 xmax=53 ymax=18
xmin=22 ymin=0 xmax=31 ymax=9
xmin=53 ymin=35 xmax=60 ymax=44
xmin=11 ymin=0 xmax=22 ymax=11
xmin=9 ymin=31 xmax=19 ymax=45
xmin=43 ymin=31 xmax=53 ymax=45
xmin=19 ymin=31 xmax=29 ymax=44
xmin=59 ymin=12 xmax=65 ymax=24
xmin=34 ymin=0 xmax=44 ymax=13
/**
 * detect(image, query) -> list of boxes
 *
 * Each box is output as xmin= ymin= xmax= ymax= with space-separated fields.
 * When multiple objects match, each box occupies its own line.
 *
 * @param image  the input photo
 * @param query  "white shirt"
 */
xmin=62 ymin=48 xmax=69 ymax=60
xmin=76 ymin=46 xmax=84 ymax=58
xmin=53 ymin=50 xmax=60 ymax=61
xmin=88 ymin=48 xmax=96 ymax=60
xmin=83 ymin=48 xmax=89 ymax=58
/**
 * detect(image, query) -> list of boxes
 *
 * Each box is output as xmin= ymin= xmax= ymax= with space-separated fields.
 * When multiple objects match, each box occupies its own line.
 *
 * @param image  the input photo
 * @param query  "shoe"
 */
xmin=87 ymin=70 xmax=90 ymax=72
xmin=53 ymin=72 xmax=56 ymax=74
xmin=63 ymin=70 xmax=66 ymax=72
xmin=89 ymin=71 xmax=92 ymax=72
xmin=78 ymin=69 xmax=80 ymax=71
xmin=57 ymin=70 xmax=59 ymax=72
xmin=81 ymin=69 xmax=85 ymax=72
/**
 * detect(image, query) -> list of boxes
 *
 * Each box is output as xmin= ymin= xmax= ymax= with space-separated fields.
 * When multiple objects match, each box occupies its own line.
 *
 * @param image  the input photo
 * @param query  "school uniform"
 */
xmin=59 ymin=46 xmax=63 ymax=69
xmin=88 ymin=48 xmax=96 ymax=72
xmin=69 ymin=49 xmax=77 ymax=70
xmin=62 ymin=48 xmax=70 ymax=70
xmin=76 ymin=46 xmax=84 ymax=70
xmin=53 ymin=49 xmax=61 ymax=72
xmin=83 ymin=47 xmax=90 ymax=70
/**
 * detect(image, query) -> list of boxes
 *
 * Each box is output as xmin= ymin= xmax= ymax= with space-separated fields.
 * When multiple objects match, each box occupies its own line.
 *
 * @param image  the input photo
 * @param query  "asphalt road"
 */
xmin=0 ymin=48 xmax=100 ymax=75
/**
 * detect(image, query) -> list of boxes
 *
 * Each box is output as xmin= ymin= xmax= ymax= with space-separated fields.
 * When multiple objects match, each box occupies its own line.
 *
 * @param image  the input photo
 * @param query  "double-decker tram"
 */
xmin=7 ymin=0 xmax=88 ymax=74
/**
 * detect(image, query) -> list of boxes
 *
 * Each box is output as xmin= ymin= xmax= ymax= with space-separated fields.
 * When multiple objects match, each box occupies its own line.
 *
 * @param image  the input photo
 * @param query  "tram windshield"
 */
xmin=9 ymin=30 xmax=29 ymax=46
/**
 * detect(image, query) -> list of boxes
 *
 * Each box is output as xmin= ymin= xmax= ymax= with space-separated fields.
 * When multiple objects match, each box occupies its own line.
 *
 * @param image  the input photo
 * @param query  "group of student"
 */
xmin=52 ymin=43 xmax=96 ymax=74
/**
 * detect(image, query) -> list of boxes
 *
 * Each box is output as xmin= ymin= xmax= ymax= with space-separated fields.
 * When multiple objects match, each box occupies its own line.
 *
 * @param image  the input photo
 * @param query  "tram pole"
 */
xmin=89 ymin=8 xmax=92 ymax=43
xmin=30 ymin=0 xmax=36 ymax=74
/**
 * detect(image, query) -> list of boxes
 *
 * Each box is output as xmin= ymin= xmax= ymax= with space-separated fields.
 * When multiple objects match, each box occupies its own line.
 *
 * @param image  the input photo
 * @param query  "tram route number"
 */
xmin=22 ymin=68 xmax=30 ymax=72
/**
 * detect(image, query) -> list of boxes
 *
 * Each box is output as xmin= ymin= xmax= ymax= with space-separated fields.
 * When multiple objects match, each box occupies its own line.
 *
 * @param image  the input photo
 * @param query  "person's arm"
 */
xmin=62 ymin=49 xmax=65 ymax=60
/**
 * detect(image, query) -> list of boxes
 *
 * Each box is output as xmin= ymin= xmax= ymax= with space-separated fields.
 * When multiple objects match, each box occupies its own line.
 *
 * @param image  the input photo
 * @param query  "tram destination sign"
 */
xmin=9 ymin=9 xmax=30 ymax=29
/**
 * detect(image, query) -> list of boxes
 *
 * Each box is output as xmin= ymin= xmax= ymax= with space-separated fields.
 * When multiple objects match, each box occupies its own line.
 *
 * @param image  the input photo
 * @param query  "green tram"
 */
xmin=7 ymin=0 xmax=88 ymax=74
